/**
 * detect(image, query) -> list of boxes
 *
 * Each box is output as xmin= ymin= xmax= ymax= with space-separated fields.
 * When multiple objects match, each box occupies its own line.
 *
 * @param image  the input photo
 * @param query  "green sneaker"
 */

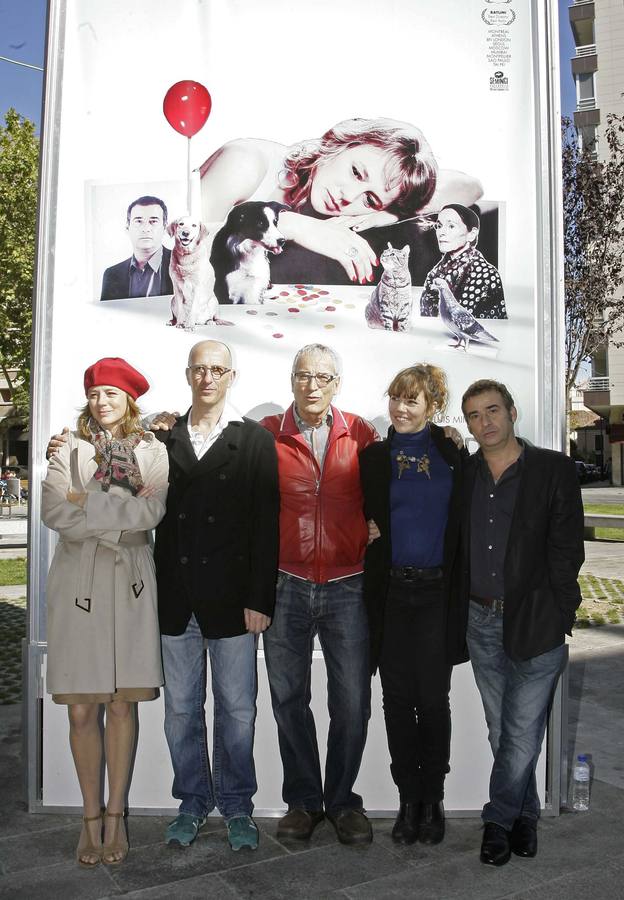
xmin=165 ymin=813 xmax=207 ymax=847
xmin=226 ymin=815 xmax=259 ymax=851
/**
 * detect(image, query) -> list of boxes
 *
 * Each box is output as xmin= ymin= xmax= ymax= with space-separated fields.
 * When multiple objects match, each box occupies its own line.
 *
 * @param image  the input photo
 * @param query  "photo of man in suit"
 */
xmin=100 ymin=195 xmax=173 ymax=301
xmin=460 ymin=379 xmax=584 ymax=867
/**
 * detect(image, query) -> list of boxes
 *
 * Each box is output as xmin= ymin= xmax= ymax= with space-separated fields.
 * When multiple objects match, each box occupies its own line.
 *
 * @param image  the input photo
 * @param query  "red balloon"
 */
xmin=163 ymin=81 xmax=212 ymax=138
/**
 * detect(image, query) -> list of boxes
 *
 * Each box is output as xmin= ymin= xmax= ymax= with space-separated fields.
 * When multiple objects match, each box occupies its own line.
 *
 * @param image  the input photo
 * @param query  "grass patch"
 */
xmin=584 ymin=503 xmax=624 ymax=541
xmin=577 ymin=575 xmax=624 ymax=627
xmin=583 ymin=503 xmax=624 ymax=541
xmin=584 ymin=503 xmax=624 ymax=515
xmin=595 ymin=528 xmax=624 ymax=541
xmin=0 ymin=558 xmax=26 ymax=586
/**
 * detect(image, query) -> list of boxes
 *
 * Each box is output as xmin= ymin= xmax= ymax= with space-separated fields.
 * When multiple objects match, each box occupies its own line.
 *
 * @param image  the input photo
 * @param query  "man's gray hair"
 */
xmin=291 ymin=343 xmax=342 ymax=376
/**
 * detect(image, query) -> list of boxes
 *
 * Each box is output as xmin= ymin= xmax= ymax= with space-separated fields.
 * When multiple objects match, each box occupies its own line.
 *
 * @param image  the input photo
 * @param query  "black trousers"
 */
xmin=378 ymin=575 xmax=452 ymax=804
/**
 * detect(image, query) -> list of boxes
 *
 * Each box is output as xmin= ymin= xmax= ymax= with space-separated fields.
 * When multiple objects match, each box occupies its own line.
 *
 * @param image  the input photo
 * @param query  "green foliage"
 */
xmin=0 ymin=108 xmax=39 ymax=424
xmin=0 ymin=557 xmax=27 ymax=586
xmin=562 ymin=114 xmax=624 ymax=398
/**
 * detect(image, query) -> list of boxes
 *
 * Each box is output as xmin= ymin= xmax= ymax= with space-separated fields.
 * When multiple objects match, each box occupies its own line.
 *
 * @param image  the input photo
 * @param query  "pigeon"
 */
xmin=432 ymin=277 xmax=499 ymax=351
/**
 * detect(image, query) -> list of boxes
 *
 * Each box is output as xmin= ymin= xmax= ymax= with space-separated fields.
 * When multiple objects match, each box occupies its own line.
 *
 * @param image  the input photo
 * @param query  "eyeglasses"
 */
xmin=292 ymin=371 xmax=338 ymax=387
xmin=188 ymin=365 xmax=232 ymax=381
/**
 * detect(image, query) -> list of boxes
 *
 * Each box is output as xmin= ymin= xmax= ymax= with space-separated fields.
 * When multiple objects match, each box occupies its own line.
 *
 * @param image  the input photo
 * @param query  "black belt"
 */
xmin=390 ymin=566 xmax=443 ymax=582
xmin=470 ymin=594 xmax=504 ymax=613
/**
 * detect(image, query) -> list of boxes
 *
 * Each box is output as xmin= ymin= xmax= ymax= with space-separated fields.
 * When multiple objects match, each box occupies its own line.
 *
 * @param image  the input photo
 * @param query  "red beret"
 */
xmin=84 ymin=357 xmax=150 ymax=400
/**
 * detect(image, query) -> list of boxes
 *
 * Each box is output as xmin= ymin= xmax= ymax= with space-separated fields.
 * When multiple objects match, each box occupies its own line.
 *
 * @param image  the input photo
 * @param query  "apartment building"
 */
xmin=569 ymin=0 xmax=624 ymax=483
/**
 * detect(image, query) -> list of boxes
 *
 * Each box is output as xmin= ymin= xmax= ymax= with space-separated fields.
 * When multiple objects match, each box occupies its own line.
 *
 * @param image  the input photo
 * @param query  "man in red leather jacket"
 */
xmin=261 ymin=343 xmax=378 ymax=845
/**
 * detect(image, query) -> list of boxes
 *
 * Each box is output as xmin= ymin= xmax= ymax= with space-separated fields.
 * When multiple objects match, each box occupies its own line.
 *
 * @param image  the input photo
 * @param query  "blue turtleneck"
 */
xmin=389 ymin=427 xmax=453 ymax=567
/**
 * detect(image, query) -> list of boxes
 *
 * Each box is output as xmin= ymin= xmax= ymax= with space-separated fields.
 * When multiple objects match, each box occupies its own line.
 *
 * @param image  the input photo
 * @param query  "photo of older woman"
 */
xmin=41 ymin=358 xmax=168 ymax=868
xmin=420 ymin=204 xmax=507 ymax=319
xmin=200 ymin=117 xmax=482 ymax=284
xmin=359 ymin=364 xmax=466 ymax=847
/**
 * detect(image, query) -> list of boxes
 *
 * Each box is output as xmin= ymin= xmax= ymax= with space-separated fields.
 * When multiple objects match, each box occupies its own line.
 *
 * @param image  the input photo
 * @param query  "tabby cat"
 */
xmin=365 ymin=243 xmax=412 ymax=332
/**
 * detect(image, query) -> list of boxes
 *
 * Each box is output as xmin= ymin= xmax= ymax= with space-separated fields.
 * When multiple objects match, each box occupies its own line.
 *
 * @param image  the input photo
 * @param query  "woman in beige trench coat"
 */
xmin=42 ymin=357 xmax=168 ymax=868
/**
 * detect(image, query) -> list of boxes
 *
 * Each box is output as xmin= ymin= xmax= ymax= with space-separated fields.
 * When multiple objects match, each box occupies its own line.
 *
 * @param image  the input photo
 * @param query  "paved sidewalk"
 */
xmin=0 ymin=530 xmax=621 ymax=897
xmin=0 ymin=626 xmax=622 ymax=899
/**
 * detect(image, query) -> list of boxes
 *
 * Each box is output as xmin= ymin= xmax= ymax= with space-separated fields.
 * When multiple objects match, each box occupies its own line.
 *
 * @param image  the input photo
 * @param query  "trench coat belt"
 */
xmin=65 ymin=532 xmax=149 ymax=612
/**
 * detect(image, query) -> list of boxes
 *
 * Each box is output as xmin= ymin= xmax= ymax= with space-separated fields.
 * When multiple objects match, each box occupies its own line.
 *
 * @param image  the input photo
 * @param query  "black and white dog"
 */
xmin=210 ymin=201 xmax=289 ymax=304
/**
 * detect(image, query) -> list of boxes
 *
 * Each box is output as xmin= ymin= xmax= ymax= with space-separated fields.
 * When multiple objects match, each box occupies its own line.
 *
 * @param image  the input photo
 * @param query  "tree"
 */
xmin=0 ymin=108 xmax=39 ymax=423
xmin=562 ymin=113 xmax=624 ymax=399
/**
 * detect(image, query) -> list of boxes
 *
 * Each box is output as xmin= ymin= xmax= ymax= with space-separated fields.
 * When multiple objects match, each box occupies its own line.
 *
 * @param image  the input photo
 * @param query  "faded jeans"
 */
xmin=263 ymin=572 xmax=371 ymax=815
xmin=467 ymin=600 xmax=566 ymax=830
xmin=161 ymin=615 xmax=257 ymax=819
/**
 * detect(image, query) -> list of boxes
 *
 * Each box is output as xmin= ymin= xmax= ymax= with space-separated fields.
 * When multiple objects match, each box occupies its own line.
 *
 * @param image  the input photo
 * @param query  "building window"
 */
xmin=576 ymin=71 xmax=596 ymax=109
xmin=579 ymin=125 xmax=597 ymax=153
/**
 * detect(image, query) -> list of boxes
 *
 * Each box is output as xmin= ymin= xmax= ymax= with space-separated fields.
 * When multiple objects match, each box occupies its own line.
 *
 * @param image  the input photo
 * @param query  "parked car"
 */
xmin=575 ymin=461 xmax=589 ymax=484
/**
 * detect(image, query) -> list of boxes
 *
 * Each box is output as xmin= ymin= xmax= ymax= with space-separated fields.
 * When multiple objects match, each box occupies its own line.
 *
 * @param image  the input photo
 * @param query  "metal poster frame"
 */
xmin=25 ymin=0 xmax=567 ymax=815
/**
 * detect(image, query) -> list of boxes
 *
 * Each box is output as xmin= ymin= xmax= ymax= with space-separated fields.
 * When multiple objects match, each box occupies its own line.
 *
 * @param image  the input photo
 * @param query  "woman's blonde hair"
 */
xmin=77 ymin=394 xmax=143 ymax=439
xmin=387 ymin=363 xmax=448 ymax=418
xmin=280 ymin=117 xmax=438 ymax=218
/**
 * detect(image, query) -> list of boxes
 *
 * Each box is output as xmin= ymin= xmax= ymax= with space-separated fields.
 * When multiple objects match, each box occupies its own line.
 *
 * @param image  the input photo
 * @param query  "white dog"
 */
xmin=167 ymin=217 xmax=230 ymax=330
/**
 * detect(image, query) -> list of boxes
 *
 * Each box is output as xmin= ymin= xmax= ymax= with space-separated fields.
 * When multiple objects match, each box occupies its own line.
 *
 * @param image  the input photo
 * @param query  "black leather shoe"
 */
xmin=510 ymin=817 xmax=538 ymax=858
xmin=327 ymin=809 xmax=373 ymax=845
xmin=480 ymin=822 xmax=511 ymax=866
xmin=276 ymin=808 xmax=324 ymax=840
xmin=391 ymin=802 xmax=420 ymax=844
xmin=418 ymin=801 xmax=445 ymax=845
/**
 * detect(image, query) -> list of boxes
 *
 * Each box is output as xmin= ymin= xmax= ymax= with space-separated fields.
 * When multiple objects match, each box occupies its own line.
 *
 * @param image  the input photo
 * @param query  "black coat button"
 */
xmin=219 ymin=473 xmax=226 ymax=480
xmin=178 ymin=513 xmax=186 ymax=520
xmin=207 ymin=515 xmax=215 ymax=523
xmin=180 ymin=556 xmax=188 ymax=565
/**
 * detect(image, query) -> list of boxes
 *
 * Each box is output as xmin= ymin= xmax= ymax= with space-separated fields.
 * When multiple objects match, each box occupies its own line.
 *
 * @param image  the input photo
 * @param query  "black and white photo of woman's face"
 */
xmin=434 ymin=208 xmax=478 ymax=256
xmin=308 ymin=145 xmax=400 ymax=217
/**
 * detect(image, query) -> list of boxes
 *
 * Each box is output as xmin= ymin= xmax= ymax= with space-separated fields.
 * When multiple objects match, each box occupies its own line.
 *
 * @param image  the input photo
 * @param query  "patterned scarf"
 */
xmin=89 ymin=419 xmax=144 ymax=495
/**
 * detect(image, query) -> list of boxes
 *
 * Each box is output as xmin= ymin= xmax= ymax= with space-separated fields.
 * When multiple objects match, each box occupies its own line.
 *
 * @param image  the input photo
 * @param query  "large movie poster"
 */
xmin=44 ymin=0 xmax=541 ymax=439
xmin=31 ymin=0 xmax=562 ymax=811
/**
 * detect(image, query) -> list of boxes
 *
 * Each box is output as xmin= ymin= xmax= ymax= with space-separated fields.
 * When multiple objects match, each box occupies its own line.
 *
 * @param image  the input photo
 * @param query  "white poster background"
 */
xmin=35 ymin=0 xmax=554 ymax=813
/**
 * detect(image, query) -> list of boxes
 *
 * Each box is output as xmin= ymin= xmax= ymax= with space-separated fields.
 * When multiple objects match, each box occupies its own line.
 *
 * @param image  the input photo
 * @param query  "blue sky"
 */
xmin=0 ymin=0 xmax=46 ymax=129
xmin=1 ymin=1 xmax=578 ymax=130
xmin=559 ymin=0 xmax=577 ymax=118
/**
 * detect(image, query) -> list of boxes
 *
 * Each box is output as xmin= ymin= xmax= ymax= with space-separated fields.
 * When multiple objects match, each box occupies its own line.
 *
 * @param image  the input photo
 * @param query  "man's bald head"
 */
xmin=187 ymin=340 xmax=232 ymax=369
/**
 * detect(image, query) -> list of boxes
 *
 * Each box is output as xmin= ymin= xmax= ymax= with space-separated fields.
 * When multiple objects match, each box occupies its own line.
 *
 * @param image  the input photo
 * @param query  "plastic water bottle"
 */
xmin=571 ymin=754 xmax=590 ymax=811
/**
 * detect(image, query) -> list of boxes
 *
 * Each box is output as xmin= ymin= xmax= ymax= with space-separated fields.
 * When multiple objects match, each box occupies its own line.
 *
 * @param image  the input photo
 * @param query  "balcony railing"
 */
xmin=577 ymin=97 xmax=597 ymax=111
xmin=586 ymin=377 xmax=610 ymax=391
xmin=576 ymin=43 xmax=596 ymax=57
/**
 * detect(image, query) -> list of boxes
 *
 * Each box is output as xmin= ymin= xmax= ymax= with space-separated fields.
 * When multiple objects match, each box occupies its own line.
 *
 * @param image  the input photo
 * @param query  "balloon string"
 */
xmin=187 ymin=136 xmax=191 ymax=214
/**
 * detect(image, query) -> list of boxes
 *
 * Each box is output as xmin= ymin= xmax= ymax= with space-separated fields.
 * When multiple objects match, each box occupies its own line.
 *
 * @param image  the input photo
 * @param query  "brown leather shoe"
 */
xmin=276 ymin=808 xmax=324 ymax=840
xmin=327 ymin=809 xmax=373 ymax=845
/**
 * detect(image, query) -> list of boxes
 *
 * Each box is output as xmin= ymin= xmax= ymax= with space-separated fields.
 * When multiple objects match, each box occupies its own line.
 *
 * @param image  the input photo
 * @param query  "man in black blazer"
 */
xmin=460 ymin=379 xmax=583 ymax=867
xmin=100 ymin=195 xmax=173 ymax=300
xmin=154 ymin=340 xmax=279 ymax=852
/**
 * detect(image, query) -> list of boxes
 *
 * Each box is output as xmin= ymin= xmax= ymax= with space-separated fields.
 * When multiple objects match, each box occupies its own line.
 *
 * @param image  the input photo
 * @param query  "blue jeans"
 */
xmin=161 ymin=615 xmax=257 ymax=819
xmin=466 ymin=601 xmax=566 ymax=830
xmin=263 ymin=573 xmax=371 ymax=815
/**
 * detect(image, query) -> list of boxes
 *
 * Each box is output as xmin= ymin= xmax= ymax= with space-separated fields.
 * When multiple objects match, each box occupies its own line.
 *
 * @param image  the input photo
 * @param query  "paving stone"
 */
xmin=0 ymin=861 xmax=119 ymax=900
xmin=100 ymin=870 xmax=240 ymax=899
xmin=220 ymin=841 xmax=408 ymax=899
xmin=505 ymin=859 xmax=624 ymax=899
xmin=104 ymin=825 xmax=287 ymax=894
